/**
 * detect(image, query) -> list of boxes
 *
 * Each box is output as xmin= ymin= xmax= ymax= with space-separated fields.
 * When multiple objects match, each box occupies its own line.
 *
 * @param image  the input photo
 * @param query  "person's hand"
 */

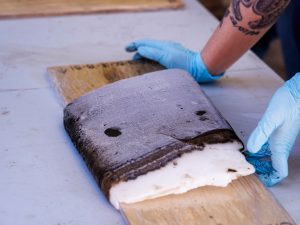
xmin=246 ymin=72 xmax=300 ymax=186
xmin=125 ymin=39 xmax=223 ymax=83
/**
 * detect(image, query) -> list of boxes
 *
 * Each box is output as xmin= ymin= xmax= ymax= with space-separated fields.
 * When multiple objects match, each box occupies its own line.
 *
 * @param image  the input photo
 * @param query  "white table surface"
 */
xmin=0 ymin=0 xmax=299 ymax=224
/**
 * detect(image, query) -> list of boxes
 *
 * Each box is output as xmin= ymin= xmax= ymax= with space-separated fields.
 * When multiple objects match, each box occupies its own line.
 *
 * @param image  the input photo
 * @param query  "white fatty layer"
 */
xmin=109 ymin=142 xmax=255 ymax=209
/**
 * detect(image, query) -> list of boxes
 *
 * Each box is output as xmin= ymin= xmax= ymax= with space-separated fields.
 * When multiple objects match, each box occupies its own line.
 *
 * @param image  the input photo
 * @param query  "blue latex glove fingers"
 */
xmin=246 ymin=157 xmax=273 ymax=174
xmin=247 ymin=72 xmax=300 ymax=186
xmin=134 ymin=46 xmax=165 ymax=64
xmin=247 ymin=114 xmax=278 ymax=154
xmin=260 ymin=122 xmax=299 ymax=186
xmin=245 ymin=143 xmax=273 ymax=174
xmin=126 ymin=39 xmax=194 ymax=69
xmin=258 ymin=148 xmax=289 ymax=187
xmin=126 ymin=39 xmax=168 ymax=52
xmin=244 ymin=142 xmax=271 ymax=158
xmin=125 ymin=39 xmax=224 ymax=83
xmin=132 ymin=53 xmax=143 ymax=61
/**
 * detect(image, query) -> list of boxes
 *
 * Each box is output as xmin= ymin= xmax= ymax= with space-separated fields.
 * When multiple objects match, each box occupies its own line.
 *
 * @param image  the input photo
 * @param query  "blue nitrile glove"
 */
xmin=125 ymin=39 xmax=224 ymax=83
xmin=246 ymin=72 xmax=300 ymax=186
xmin=245 ymin=143 xmax=274 ymax=176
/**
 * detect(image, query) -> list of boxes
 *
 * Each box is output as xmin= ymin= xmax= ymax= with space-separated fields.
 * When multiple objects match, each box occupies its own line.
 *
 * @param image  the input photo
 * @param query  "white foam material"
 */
xmin=109 ymin=141 xmax=255 ymax=209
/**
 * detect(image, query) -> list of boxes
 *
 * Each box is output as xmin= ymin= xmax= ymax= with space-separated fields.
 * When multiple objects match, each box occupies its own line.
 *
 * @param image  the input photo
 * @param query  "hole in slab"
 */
xmin=195 ymin=110 xmax=209 ymax=121
xmin=104 ymin=127 xmax=122 ymax=137
xmin=177 ymin=104 xmax=184 ymax=110
xmin=227 ymin=168 xmax=237 ymax=173
xmin=195 ymin=110 xmax=206 ymax=116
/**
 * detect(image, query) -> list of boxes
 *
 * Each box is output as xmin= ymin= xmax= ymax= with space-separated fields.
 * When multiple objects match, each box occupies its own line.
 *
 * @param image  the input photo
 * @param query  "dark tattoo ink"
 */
xmin=230 ymin=15 xmax=259 ymax=35
xmin=224 ymin=0 xmax=290 ymax=35
xmin=232 ymin=0 xmax=252 ymax=21
xmin=249 ymin=0 xmax=290 ymax=29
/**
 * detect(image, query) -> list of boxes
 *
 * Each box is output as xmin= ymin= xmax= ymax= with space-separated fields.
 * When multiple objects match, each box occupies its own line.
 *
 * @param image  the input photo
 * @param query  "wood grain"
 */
xmin=47 ymin=60 xmax=296 ymax=225
xmin=48 ymin=59 xmax=164 ymax=105
xmin=0 ymin=0 xmax=184 ymax=19
xmin=121 ymin=176 xmax=295 ymax=225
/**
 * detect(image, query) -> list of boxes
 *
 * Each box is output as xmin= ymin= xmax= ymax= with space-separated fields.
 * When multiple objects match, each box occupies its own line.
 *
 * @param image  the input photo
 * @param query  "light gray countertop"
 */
xmin=0 ymin=0 xmax=299 ymax=224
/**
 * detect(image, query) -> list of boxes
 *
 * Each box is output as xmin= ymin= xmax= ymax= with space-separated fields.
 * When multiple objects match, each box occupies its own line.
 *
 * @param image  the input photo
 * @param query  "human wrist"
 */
xmin=200 ymin=49 xmax=226 ymax=76
xmin=190 ymin=53 xmax=224 ymax=83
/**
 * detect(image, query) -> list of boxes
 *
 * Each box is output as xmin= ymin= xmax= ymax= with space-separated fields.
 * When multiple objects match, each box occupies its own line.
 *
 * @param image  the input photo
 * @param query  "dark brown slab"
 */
xmin=63 ymin=69 xmax=242 ymax=197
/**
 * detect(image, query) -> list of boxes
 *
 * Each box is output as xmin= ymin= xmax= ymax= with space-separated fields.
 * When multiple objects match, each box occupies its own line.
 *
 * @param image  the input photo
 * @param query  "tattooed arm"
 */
xmin=126 ymin=0 xmax=290 ymax=77
xmin=202 ymin=0 xmax=290 ymax=75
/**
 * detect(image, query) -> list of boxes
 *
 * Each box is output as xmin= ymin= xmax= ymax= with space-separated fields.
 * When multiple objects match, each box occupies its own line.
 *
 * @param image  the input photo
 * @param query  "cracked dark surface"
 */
xmin=63 ymin=69 xmax=243 ymax=199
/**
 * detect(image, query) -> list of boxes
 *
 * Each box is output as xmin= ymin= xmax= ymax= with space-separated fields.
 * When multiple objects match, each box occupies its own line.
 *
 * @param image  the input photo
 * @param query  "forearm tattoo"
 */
xmin=221 ymin=0 xmax=290 ymax=35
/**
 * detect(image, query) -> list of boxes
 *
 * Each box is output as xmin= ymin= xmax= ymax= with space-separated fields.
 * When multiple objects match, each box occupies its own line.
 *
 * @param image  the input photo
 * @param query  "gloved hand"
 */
xmin=125 ymin=39 xmax=224 ymax=83
xmin=246 ymin=72 xmax=300 ymax=186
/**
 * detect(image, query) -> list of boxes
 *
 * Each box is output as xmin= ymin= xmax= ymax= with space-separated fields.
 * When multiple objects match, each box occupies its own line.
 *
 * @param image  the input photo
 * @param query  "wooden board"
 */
xmin=48 ymin=59 xmax=164 ymax=105
xmin=0 ymin=0 xmax=184 ymax=19
xmin=121 ymin=176 xmax=294 ymax=225
xmin=47 ymin=60 xmax=296 ymax=225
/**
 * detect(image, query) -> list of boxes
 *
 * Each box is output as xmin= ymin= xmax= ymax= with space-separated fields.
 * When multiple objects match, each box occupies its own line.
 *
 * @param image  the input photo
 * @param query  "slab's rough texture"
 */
xmin=63 ymin=69 xmax=243 ymax=199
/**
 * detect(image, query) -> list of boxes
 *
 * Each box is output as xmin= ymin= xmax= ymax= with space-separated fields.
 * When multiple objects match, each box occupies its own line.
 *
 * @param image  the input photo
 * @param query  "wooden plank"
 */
xmin=48 ymin=59 xmax=164 ymax=105
xmin=121 ymin=176 xmax=294 ymax=225
xmin=47 ymin=60 xmax=296 ymax=225
xmin=0 ymin=0 xmax=184 ymax=19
